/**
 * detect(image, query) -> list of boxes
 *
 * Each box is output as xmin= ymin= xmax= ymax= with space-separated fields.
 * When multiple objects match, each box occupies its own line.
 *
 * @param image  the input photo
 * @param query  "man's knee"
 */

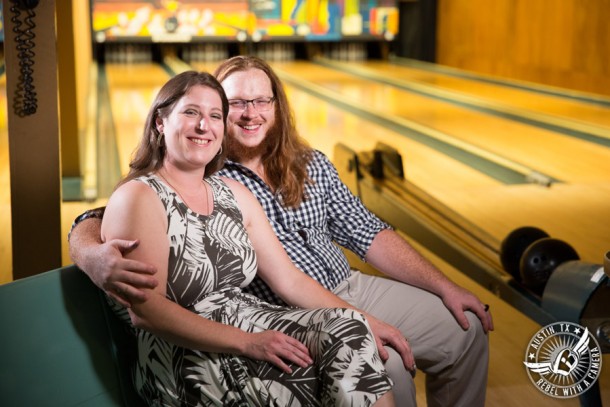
xmin=441 ymin=311 xmax=488 ymax=378
xmin=429 ymin=310 xmax=488 ymax=371
xmin=464 ymin=311 xmax=488 ymax=353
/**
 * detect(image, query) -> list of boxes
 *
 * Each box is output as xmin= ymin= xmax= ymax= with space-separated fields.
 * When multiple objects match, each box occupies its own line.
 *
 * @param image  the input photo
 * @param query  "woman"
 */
xmin=101 ymin=70 xmax=397 ymax=406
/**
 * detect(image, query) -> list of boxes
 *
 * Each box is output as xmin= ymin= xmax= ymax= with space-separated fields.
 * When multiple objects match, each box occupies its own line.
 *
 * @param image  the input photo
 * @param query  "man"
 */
xmin=70 ymin=56 xmax=493 ymax=407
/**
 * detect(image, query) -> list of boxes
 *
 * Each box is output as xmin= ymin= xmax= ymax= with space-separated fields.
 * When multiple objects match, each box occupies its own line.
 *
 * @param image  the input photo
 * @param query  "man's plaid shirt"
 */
xmin=219 ymin=150 xmax=390 ymax=305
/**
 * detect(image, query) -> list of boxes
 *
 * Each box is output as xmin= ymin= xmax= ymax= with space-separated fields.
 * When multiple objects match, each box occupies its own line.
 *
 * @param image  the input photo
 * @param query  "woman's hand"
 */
xmin=242 ymin=331 xmax=313 ymax=374
xmin=367 ymin=315 xmax=416 ymax=373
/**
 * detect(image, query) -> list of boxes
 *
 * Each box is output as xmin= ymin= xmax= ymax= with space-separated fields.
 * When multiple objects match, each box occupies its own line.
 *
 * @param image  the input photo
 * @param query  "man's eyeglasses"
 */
xmin=228 ymin=97 xmax=275 ymax=112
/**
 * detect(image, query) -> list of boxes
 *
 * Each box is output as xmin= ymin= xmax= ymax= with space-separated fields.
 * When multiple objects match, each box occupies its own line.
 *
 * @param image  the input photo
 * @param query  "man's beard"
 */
xmin=226 ymin=124 xmax=278 ymax=163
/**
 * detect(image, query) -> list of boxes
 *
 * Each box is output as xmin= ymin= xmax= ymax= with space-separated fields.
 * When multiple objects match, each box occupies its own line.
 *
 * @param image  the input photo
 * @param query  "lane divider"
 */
xmin=390 ymin=56 xmax=610 ymax=109
xmin=317 ymin=58 xmax=610 ymax=148
xmin=276 ymin=67 xmax=559 ymax=186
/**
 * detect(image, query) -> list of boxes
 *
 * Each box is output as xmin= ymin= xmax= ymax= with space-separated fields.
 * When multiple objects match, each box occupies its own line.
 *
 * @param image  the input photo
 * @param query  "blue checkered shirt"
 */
xmin=218 ymin=150 xmax=390 ymax=305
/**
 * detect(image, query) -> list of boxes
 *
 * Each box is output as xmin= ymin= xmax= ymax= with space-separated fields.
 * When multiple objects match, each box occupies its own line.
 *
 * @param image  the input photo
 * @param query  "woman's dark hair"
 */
xmin=119 ymin=71 xmax=228 ymax=187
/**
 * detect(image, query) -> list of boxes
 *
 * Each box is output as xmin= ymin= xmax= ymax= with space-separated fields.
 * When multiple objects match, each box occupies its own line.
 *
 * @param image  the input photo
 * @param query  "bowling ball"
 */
xmin=520 ymin=237 xmax=579 ymax=295
xmin=500 ymin=226 xmax=549 ymax=282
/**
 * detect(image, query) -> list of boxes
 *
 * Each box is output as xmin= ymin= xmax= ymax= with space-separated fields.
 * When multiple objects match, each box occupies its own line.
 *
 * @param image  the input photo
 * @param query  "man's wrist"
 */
xmin=68 ymin=207 xmax=106 ymax=241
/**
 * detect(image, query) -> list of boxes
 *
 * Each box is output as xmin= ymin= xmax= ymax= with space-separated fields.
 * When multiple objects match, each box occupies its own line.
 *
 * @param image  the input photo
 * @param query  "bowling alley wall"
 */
xmin=436 ymin=0 xmax=610 ymax=96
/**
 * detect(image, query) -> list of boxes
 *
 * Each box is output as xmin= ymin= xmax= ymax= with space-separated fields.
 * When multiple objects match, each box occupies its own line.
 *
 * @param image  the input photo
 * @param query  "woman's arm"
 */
xmin=224 ymin=178 xmax=416 ymax=371
xmin=102 ymin=181 xmax=312 ymax=373
xmin=69 ymin=210 xmax=157 ymax=307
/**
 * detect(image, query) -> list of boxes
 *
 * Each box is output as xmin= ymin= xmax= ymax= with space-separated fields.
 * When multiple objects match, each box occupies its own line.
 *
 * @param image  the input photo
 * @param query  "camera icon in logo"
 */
xmin=524 ymin=322 xmax=602 ymax=399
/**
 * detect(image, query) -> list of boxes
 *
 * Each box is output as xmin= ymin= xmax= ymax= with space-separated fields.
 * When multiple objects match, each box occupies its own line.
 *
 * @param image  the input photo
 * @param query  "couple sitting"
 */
xmin=69 ymin=56 xmax=492 ymax=406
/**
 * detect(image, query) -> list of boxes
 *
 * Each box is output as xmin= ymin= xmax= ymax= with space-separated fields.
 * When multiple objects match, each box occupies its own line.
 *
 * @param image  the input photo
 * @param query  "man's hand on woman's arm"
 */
xmin=69 ymin=216 xmax=158 ymax=307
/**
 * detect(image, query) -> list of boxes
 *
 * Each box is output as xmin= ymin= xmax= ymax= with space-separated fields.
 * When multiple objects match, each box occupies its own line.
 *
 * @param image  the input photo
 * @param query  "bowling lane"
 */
xmin=104 ymin=63 xmax=171 ymax=175
xmin=287 ymin=82 xmax=501 ymax=188
xmin=343 ymin=59 xmax=610 ymax=130
xmin=445 ymin=182 xmax=610 ymax=263
xmin=272 ymin=61 xmax=610 ymax=184
xmin=0 ymin=74 xmax=12 ymax=285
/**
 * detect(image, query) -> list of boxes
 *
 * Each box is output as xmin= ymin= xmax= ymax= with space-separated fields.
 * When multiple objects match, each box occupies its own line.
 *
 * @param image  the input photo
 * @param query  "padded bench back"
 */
xmin=0 ymin=265 xmax=144 ymax=407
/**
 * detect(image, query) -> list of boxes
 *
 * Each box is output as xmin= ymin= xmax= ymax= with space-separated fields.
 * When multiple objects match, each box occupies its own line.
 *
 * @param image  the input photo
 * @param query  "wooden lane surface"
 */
xmin=358 ymin=60 xmax=610 ymax=130
xmin=0 ymin=74 xmax=11 ymax=285
xmin=286 ymin=82 xmax=501 ymax=188
xmin=104 ymin=63 xmax=170 ymax=176
xmin=437 ymin=180 xmax=610 ymax=265
xmin=272 ymin=62 xmax=610 ymax=184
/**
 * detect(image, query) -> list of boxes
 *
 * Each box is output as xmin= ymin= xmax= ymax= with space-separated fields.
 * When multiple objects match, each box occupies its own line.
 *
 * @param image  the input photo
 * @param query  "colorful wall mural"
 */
xmin=91 ymin=0 xmax=398 ymax=42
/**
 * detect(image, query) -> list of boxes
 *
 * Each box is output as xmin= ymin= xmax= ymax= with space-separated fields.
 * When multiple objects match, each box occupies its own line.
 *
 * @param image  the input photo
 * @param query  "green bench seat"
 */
xmin=0 ymin=265 xmax=145 ymax=407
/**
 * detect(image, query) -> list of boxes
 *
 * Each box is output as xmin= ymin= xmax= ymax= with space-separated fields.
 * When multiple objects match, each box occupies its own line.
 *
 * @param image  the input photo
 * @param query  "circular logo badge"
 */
xmin=524 ymin=321 xmax=602 ymax=399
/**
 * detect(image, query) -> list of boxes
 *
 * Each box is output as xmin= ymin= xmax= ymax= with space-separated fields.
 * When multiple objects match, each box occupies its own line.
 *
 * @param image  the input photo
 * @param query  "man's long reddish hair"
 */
xmin=214 ymin=56 xmax=313 ymax=207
